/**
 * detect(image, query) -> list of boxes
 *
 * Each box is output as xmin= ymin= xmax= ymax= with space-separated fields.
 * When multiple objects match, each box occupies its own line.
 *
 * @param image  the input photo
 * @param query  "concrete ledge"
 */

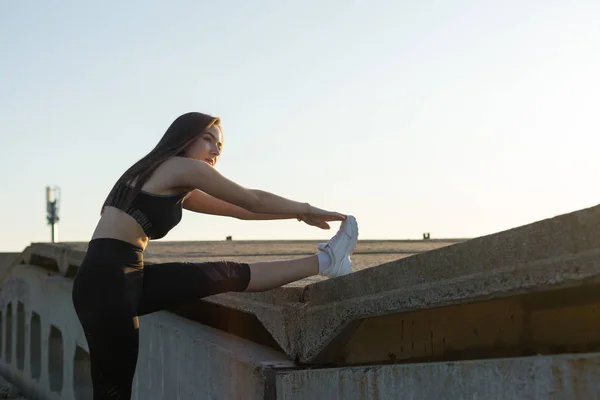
xmin=20 ymin=243 xmax=85 ymax=278
xmin=275 ymin=352 xmax=600 ymax=400
xmin=202 ymin=204 xmax=600 ymax=363
xmin=16 ymin=205 xmax=600 ymax=366
xmin=2 ymin=260 xmax=599 ymax=399
xmin=294 ymin=248 xmax=600 ymax=363
xmin=288 ymin=204 xmax=600 ymax=360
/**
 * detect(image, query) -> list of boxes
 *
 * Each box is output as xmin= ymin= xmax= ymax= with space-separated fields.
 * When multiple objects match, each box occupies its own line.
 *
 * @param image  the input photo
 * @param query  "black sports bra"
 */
xmin=107 ymin=183 xmax=188 ymax=240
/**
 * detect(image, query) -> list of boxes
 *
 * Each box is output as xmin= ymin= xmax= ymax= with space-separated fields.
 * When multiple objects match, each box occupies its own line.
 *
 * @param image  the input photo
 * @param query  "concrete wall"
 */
xmin=0 ymin=264 xmax=295 ymax=400
xmin=2 ymin=263 xmax=600 ymax=399
xmin=4 ymin=205 xmax=600 ymax=400
xmin=133 ymin=312 xmax=292 ymax=400
xmin=275 ymin=352 xmax=600 ymax=400
xmin=0 ymin=253 xmax=19 ymax=280
xmin=0 ymin=264 xmax=90 ymax=400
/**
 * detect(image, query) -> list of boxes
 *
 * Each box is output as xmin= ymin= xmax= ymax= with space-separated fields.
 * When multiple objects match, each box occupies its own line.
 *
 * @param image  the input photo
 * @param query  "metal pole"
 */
xmin=51 ymin=222 xmax=57 ymax=243
xmin=46 ymin=186 xmax=60 ymax=243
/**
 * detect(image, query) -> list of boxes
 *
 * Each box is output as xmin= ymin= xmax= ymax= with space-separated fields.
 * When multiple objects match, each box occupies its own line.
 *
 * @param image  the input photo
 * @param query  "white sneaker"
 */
xmin=317 ymin=215 xmax=358 ymax=278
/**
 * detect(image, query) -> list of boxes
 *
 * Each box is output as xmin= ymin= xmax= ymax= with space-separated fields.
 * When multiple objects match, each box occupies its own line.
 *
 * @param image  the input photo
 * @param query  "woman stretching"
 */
xmin=71 ymin=112 xmax=359 ymax=399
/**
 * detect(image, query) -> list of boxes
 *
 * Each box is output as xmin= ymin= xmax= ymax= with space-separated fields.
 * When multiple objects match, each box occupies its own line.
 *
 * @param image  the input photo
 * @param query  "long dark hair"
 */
xmin=101 ymin=112 xmax=220 ymax=214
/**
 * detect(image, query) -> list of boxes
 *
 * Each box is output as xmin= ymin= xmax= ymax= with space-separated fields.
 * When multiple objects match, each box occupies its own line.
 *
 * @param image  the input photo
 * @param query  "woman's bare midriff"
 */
xmin=91 ymin=207 xmax=151 ymax=250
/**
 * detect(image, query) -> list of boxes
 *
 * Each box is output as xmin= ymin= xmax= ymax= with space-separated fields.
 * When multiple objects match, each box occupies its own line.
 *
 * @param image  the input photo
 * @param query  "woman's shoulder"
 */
xmin=149 ymin=156 xmax=203 ymax=192
xmin=156 ymin=156 xmax=225 ymax=194
xmin=160 ymin=156 xmax=212 ymax=175
xmin=161 ymin=156 xmax=197 ymax=169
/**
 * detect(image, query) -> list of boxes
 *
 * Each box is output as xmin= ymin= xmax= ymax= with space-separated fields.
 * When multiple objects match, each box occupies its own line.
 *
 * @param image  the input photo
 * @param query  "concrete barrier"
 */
xmin=1 ymin=204 xmax=600 ymax=399
xmin=0 ymin=264 xmax=296 ymax=400
xmin=133 ymin=311 xmax=292 ymax=400
xmin=274 ymin=352 xmax=600 ymax=399
xmin=29 ymin=205 xmax=600 ymax=366
xmin=0 ymin=264 xmax=89 ymax=400
xmin=2 ymin=259 xmax=598 ymax=400
xmin=195 ymin=204 xmax=600 ymax=364
xmin=0 ymin=254 xmax=19 ymax=279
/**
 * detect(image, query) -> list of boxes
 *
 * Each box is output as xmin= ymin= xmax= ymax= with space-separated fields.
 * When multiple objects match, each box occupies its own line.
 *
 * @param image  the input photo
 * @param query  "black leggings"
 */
xmin=71 ymin=238 xmax=251 ymax=400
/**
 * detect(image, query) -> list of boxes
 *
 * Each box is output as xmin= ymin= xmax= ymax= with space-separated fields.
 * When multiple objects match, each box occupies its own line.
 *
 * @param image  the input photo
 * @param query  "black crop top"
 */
xmin=107 ymin=183 xmax=188 ymax=240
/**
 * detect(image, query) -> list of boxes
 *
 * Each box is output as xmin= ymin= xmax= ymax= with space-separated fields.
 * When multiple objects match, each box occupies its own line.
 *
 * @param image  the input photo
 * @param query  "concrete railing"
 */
xmin=2 ymin=261 xmax=600 ymax=399
xmin=1 ymin=204 xmax=600 ymax=399
xmin=0 ymin=263 xmax=91 ymax=400
xmin=0 ymin=262 xmax=294 ymax=400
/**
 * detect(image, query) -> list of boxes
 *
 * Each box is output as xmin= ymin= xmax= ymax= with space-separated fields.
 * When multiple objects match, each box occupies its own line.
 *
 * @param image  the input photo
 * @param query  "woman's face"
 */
xmin=184 ymin=124 xmax=224 ymax=167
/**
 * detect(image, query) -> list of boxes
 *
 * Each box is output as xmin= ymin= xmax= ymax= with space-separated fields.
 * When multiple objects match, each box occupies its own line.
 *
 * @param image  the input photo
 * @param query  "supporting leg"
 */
xmin=83 ymin=316 xmax=140 ymax=400
xmin=72 ymin=267 xmax=143 ymax=399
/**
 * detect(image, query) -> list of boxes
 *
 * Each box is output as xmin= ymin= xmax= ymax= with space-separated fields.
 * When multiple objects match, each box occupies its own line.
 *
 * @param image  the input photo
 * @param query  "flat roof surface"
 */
xmin=62 ymin=239 xmax=463 ymax=285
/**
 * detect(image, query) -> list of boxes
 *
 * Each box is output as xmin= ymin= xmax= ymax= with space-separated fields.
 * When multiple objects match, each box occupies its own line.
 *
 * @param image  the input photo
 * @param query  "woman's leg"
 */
xmin=72 ymin=267 xmax=143 ymax=399
xmin=243 ymin=255 xmax=318 ymax=291
xmin=137 ymin=255 xmax=317 ymax=316
xmin=79 ymin=311 xmax=140 ymax=400
xmin=137 ymin=217 xmax=359 ymax=315
xmin=244 ymin=215 xmax=359 ymax=291
xmin=72 ymin=238 xmax=146 ymax=399
xmin=246 ymin=216 xmax=358 ymax=292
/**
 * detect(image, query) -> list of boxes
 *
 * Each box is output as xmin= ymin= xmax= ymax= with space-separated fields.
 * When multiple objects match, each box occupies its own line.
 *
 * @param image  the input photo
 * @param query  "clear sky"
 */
xmin=1 ymin=1 xmax=599 ymax=252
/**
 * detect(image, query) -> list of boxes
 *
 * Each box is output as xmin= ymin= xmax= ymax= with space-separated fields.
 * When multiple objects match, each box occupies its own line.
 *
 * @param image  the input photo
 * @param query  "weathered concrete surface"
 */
xmin=16 ymin=204 xmax=600 ymax=365
xmin=0 ymin=264 xmax=89 ymax=400
xmin=324 ymin=281 xmax=600 ymax=366
xmin=0 ymin=262 xmax=296 ymax=400
xmin=0 ymin=374 xmax=27 ymax=399
xmin=200 ymin=204 xmax=600 ymax=363
xmin=275 ymin=352 xmax=600 ymax=400
xmin=0 ymin=253 xmax=19 ymax=268
xmin=39 ymin=239 xmax=459 ymax=276
xmin=19 ymin=239 xmax=461 ymax=361
xmin=291 ymin=204 xmax=600 ymax=360
xmin=134 ymin=311 xmax=292 ymax=400
xmin=5 ymin=204 xmax=600 ymax=398
xmin=0 ymin=253 xmax=19 ymax=283
xmin=2 ymin=258 xmax=600 ymax=399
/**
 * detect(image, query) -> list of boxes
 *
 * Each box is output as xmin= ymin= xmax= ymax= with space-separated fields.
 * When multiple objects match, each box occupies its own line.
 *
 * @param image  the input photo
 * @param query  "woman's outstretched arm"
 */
xmin=183 ymin=189 xmax=298 ymax=221
xmin=166 ymin=156 xmax=345 ymax=223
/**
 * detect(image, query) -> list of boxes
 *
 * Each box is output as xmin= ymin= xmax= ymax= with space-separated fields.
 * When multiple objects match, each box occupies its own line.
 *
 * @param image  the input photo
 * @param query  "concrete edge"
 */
xmin=305 ymin=203 xmax=600 ymax=305
xmin=275 ymin=351 xmax=600 ymax=400
xmin=295 ymin=248 xmax=600 ymax=362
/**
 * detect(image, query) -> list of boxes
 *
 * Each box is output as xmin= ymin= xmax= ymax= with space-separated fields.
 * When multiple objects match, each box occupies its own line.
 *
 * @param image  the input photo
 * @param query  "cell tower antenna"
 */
xmin=46 ymin=186 xmax=60 ymax=243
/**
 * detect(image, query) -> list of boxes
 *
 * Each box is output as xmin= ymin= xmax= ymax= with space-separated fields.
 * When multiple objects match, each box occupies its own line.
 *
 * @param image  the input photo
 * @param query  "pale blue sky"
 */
xmin=1 ymin=1 xmax=599 ymax=252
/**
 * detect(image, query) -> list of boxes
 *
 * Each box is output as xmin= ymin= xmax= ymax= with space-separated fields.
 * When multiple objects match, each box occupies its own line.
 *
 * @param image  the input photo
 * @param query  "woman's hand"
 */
xmin=298 ymin=205 xmax=347 ymax=229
